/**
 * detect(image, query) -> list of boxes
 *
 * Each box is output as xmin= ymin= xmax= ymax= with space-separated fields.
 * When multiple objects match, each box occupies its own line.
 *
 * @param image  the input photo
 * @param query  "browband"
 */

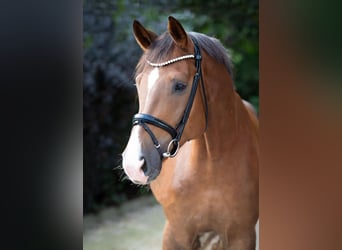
xmin=146 ymin=54 xmax=195 ymax=67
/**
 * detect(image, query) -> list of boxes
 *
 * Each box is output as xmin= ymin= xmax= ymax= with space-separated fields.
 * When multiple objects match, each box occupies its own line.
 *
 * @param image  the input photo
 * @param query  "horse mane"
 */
xmin=135 ymin=31 xmax=233 ymax=79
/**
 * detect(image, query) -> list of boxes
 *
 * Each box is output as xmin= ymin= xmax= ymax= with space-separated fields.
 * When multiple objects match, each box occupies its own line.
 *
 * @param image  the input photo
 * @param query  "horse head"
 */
xmin=122 ymin=16 xmax=207 ymax=184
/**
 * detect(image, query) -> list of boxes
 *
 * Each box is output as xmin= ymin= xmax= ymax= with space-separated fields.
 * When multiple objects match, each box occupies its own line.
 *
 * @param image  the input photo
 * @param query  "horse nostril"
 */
xmin=141 ymin=162 xmax=148 ymax=175
xmin=139 ymin=156 xmax=148 ymax=174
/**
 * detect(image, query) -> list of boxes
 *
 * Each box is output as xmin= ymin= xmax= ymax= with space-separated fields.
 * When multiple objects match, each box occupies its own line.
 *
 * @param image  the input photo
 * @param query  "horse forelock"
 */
xmin=134 ymin=31 xmax=233 ymax=80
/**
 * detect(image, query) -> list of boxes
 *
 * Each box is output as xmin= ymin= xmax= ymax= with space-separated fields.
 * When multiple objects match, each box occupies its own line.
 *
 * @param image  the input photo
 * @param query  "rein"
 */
xmin=132 ymin=39 xmax=208 ymax=158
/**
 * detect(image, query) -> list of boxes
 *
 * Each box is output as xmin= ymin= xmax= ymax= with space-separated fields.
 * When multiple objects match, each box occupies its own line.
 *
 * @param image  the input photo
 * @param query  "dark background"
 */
xmin=83 ymin=0 xmax=259 ymax=213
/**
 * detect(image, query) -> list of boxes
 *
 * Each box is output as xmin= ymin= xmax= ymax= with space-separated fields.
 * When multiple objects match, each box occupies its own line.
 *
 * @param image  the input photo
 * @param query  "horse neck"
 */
xmin=195 ymin=60 xmax=247 ymax=160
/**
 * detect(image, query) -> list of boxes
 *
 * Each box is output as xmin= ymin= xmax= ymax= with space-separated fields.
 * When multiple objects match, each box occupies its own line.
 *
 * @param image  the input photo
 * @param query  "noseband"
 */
xmin=132 ymin=39 xmax=208 ymax=158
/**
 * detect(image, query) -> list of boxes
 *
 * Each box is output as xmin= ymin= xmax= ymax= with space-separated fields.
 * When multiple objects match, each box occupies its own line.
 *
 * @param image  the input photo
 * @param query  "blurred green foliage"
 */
xmin=84 ymin=0 xmax=258 ymax=213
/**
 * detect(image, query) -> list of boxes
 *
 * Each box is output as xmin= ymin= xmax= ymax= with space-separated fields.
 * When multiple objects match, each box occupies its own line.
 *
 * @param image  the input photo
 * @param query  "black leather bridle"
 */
xmin=132 ymin=39 xmax=208 ymax=158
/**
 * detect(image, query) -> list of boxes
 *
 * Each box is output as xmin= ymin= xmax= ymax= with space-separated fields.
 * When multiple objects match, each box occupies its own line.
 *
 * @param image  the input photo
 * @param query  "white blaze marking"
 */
xmin=147 ymin=68 xmax=159 ymax=91
xmin=124 ymin=126 xmax=142 ymax=161
xmin=122 ymin=126 xmax=147 ymax=183
xmin=122 ymin=68 xmax=159 ymax=184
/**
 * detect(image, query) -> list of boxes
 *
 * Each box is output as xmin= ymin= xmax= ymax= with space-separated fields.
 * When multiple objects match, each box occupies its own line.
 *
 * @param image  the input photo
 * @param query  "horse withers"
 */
xmin=122 ymin=16 xmax=259 ymax=250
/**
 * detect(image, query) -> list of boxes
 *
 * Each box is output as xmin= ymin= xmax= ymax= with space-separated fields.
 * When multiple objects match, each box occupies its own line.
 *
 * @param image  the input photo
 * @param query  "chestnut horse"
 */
xmin=122 ymin=16 xmax=258 ymax=250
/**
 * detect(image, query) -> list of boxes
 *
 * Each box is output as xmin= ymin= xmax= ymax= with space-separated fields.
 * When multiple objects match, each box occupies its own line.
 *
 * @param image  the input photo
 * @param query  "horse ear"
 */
xmin=133 ymin=20 xmax=158 ymax=51
xmin=168 ymin=16 xmax=189 ymax=49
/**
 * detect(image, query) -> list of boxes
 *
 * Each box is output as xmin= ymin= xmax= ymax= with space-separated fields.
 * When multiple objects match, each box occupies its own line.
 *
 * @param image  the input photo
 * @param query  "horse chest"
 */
xmin=152 ymin=158 xmax=234 ymax=217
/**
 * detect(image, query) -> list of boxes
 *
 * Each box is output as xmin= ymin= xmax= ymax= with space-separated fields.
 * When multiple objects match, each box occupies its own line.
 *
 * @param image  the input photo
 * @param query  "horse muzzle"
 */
xmin=122 ymin=126 xmax=163 ymax=184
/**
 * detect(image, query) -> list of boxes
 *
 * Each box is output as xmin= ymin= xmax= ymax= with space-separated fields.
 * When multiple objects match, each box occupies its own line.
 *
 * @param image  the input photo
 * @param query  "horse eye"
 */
xmin=174 ymin=82 xmax=187 ymax=92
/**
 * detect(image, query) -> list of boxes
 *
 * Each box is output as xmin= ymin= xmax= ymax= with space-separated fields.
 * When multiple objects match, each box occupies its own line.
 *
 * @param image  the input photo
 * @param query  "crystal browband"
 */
xmin=146 ymin=54 xmax=195 ymax=67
